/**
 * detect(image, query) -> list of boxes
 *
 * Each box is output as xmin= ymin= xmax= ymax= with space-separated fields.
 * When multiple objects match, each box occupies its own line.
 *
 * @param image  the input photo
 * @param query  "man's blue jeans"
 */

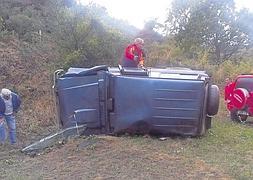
xmin=0 ymin=115 xmax=16 ymax=144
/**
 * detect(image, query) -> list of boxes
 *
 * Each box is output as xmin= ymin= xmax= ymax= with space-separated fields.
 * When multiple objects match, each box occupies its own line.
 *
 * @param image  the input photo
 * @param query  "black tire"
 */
xmin=230 ymin=110 xmax=248 ymax=122
xmin=230 ymin=110 xmax=239 ymax=122
xmin=207 ymin=85 xmax=220 ymax=116
xmin=240 ymin=115 xmax=248 ymax=122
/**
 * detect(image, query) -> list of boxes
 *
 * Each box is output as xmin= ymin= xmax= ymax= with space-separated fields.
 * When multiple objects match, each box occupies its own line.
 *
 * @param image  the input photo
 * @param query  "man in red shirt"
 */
xmin=121 ymin=38 xmax=145 ymax=68
xmin=224 ymin=78 xmax=234 ymax=101
xmin=224 ymin=78 xmax=235 ymax=116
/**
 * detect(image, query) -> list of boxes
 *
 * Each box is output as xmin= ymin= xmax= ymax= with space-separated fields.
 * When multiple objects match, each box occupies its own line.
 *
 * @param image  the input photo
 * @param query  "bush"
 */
xmin=211 ymin=60 xmax=253 ymax=85
xmin=146 ymin=40 xmax=253 ymax=86
xmin=62 ymin=50 xmax=83 ymax=69
xmin=6 ymin=14 xmax=40 ymax=40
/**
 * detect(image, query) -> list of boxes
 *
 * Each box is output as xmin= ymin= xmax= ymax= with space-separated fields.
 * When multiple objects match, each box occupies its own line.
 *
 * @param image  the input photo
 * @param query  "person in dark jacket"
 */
xmin=121 ymin=38 xmax=145 ymax=68
xmin=0 ymin=88 xmax=21 ymax=144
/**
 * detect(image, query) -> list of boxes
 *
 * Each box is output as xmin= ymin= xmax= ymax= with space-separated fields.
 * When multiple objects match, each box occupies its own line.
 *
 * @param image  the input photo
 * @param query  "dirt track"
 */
xmin=0 ymin=135 xmax=230 ymax=180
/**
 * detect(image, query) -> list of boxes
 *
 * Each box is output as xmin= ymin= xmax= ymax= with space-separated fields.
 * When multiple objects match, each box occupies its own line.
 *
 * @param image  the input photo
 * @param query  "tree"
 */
xmin=165 ymin=0 xmax=251 ymax=65
xmin=237 ymin=9 xmax=253 ymax=46
xmin=137 ymin=19 xmax=163 ymax=43
xmin=55 ymin=7 xmax=93 ymax=51
xmin=0 ymin=0 xmax=131 ymax=67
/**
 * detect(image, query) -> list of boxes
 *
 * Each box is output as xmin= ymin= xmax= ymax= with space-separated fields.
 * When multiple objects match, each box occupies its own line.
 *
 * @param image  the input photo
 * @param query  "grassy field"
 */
xmin=184 ymin=118 xmax=253 ymax=179
xmin=1 ymin=117 xmax=253 ymax=179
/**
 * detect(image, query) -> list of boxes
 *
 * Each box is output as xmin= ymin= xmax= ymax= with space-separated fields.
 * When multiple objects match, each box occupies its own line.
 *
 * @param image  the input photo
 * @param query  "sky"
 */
xmin=80 ymin=0 xmax=253 ymax=29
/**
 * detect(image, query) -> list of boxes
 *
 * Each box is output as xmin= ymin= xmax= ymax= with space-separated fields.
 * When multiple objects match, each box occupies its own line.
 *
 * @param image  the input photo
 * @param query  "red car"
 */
xmin=225 ymin=74 xmax=253 ymax=122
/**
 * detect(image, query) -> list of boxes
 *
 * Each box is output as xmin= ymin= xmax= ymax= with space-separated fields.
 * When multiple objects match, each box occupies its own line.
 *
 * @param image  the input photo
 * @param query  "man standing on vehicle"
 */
xmin=121 ymin=38 xmax=145 ymax=68
xmin=0 ymin=88 xmax=21 ymax=145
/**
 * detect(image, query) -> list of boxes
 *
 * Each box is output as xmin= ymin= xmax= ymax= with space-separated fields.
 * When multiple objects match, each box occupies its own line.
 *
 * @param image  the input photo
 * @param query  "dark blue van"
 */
xmin=54 ymin=65 xmax=219 ymax=136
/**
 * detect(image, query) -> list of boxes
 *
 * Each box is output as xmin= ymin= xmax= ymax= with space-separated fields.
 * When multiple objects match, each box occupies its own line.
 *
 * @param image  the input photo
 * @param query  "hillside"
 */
xmin=0 ymin=37 xmax=58 ymax=139
xmin=0 ymin=0 xmax=136 ymax=138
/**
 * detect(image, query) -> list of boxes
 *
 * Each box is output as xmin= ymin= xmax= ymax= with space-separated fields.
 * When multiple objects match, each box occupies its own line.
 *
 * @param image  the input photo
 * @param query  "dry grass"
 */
xmin=0 ymin=37 xmax=59 ymax=137
xmin=3 ymin=117 xmax=253 ymax=179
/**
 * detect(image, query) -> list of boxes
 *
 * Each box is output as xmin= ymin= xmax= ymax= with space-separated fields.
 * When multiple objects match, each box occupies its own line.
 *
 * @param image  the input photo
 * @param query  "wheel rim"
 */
xmin=239 ymin=115 xmax=248 ymax=122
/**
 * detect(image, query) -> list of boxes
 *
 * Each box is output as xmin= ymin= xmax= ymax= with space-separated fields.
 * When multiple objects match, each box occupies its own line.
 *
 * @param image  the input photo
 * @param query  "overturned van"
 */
xmin=54 ymin=65 xmax=219 ymax=136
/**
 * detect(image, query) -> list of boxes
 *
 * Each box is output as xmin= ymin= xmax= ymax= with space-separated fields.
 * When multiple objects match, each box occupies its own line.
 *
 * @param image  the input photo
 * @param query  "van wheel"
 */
xmin=207 ymin=85 xmax=220 ymax=116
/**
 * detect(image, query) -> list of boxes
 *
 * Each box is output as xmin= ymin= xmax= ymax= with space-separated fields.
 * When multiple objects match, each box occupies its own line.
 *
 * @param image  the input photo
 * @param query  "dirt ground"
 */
xmin=0 ymin=134 xmax=231 ymax=180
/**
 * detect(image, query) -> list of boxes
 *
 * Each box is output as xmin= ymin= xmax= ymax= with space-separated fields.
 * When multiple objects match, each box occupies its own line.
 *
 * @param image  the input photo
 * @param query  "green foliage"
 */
xmin=0 ymin=16 xmax=4 ymax=30
xmin=62 ymin=50 xmax=82 ymax=68
xmin=53 ymin=6 xmax=128 ymax=67
xmin=237 ymin=9 xmax=253 ymax=45
xmin=55 ymin=7 xmax=92 ymax=51
xmin=0 ymin=0 xmax=132 ymax=67
xmin=198 ymin=50 xmax=209 ymax=69
xmin=0 ymin=16 xmax=9 ymax=38
xmin=0 ymin=0 xmax=134 ymax=134
xmin=165 ymin=0 xmax=252 ymax=65
xmin=213 ymin=59 xmax=253 ymax=84
xmin=7 ymin=14 xmax=33 ymax=35
xmin=145 ymin=40 xmax=177 ymax=67
xmin=147 ymin=37 xmax=253 ymax=85
xmin=137 ymin=19 xmax=163 ymax=44
xmin=1 ymin=0 xmax=251 ymax=88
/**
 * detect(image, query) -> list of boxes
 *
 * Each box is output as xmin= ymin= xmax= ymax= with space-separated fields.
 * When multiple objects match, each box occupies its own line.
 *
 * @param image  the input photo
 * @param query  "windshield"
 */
xmin=236 ymin=78 xmax=253 ymax=92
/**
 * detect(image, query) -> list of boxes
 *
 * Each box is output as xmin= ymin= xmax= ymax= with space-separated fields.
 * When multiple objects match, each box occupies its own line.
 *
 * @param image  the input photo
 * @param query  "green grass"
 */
xmin=181 ymin=98 xmax=253 ymax=179
xmin=125 ymin=117 xmax=253 ymax=179
xmin=2 ymin=117 xmax=253 ymax=179
xmin=183 ymin=119 xmax=253 ymax=179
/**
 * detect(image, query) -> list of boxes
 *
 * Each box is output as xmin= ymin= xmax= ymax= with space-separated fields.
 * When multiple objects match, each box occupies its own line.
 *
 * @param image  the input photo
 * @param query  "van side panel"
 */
xmin=56 ymin=75 xmax=101 ymax=128
xmin=111 ymin=76 xmax=205 ymax=135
